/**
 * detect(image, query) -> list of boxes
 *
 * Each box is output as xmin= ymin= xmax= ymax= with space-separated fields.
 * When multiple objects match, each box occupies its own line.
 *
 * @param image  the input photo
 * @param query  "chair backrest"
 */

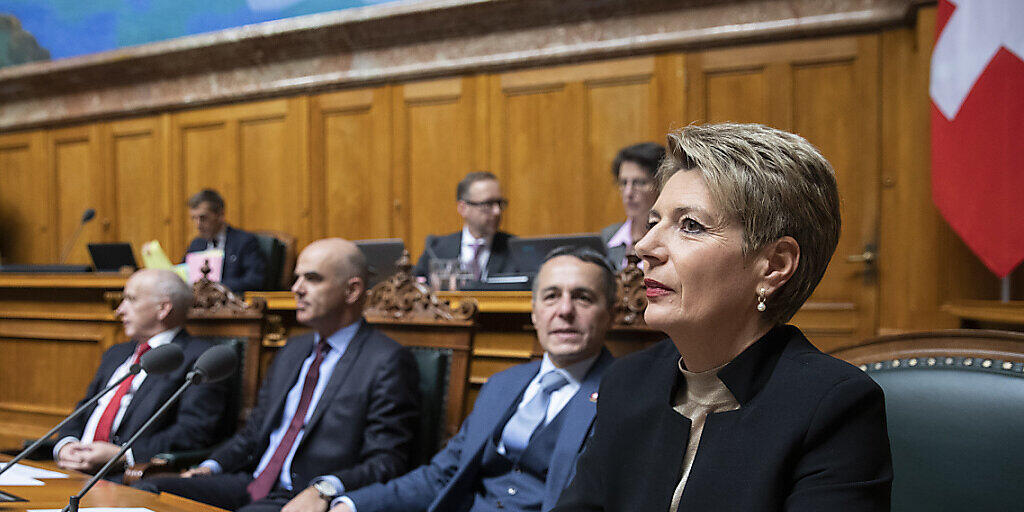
xmin=253 ymin=230 xmax=296 ymax=290
xmin=189 ymin=336 xmax=247 ymax=440
xmin=833 ymin=330 xmax=1024 ymax=512
xmin=407 ymin=346 xmax=452 ymax=466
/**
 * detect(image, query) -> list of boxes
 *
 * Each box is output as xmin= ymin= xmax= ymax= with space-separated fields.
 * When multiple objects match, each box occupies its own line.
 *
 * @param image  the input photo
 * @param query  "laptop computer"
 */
xmin=507 ymin=233 xmax=607 ymax=274
xmin=87 ymin=243 xmax=138 ymax=272
xmin=354 ymin=238 xmax=406 ymax=288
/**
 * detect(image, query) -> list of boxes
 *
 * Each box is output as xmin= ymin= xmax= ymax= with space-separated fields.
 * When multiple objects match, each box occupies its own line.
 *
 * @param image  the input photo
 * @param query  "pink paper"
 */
xmin=185 ymin=250 xmax=223 ymax=284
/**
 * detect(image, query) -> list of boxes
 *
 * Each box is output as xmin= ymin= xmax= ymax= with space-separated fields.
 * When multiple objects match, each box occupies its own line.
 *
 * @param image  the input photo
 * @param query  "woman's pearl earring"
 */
xmin=757 ymin=288 xmax=767 ymax=312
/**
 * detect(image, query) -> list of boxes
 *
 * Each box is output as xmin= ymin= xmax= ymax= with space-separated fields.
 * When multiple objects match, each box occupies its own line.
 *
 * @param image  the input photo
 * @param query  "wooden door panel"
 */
xmin=0 ymin=132 xmax=51 ymax=263
xmin=172 ymin=98 xmax=303 ymax=257
xmin=687 ymin=36 xmax=880 ymax=350
xmin=239 ymin=105 xmax=307 ymax=241
xmin=310 ymin=87 xmax=392 ymax=242
xmin=492 ymin=57 xmax=666 ymax=237
xmin=584 ymin=80 xmax=655 ymax=233
xmin=397 ymin=78 xmax=479 ymax=259
xmin=109 ymin=117 xmax=171 ymax=261
xmin=50 ymin=126 xmax=107 ymax=265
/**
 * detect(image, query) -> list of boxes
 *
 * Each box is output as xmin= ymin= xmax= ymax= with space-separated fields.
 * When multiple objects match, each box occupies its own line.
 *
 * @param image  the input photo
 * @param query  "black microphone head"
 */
xmin=81 ymin=208 xmax=96 ymax=223
xmin=140 ymin=343 xmax=185 ymax=374
xmin=190 ymin=345 xmax=237 ymax=384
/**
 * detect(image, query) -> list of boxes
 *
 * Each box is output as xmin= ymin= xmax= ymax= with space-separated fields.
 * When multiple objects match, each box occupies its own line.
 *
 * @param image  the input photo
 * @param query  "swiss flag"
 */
xmin=930 ymin=0 xmax=1024 ymax=278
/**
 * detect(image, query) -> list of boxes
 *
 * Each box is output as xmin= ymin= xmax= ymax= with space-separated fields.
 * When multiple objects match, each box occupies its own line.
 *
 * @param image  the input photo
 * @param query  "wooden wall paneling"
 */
xmin=0 ymin=320 xmax=115 ymax=444
xmin=48 ymin=125 xmax=109 ymax=264
xmin=877 ymin=6 xmax=997 ymax=334
xmin=172 ymin=99 xmax=305 ymax=259
xmin=492 ymin=57 xmax=662 ymax=236
xmin=686 ymin=36 xmax=881 ymax=351
xmin=395 ymin=77 xmax=482 ymax=259
xmin=0 ymin=131 xmax=51 ymax=264
xmin=108 ymin=116 xmax=172 ymax=260
xmin=237 ymin=98 xmax=310 ymax=247
xmin=580 ymin=57 xmax=664 ymax=232
xmin=653 ymin=53 xmax=689 ymax=135
xmin=171 ymin=107 xmax=238 ymax=260
xmin=310 ymin=86 xmax=393 ymax=244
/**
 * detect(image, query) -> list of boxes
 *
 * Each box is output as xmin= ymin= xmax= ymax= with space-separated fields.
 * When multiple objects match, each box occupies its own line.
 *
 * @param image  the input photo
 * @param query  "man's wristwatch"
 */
xmin=313 ymin=479 xmax=340 ymax=502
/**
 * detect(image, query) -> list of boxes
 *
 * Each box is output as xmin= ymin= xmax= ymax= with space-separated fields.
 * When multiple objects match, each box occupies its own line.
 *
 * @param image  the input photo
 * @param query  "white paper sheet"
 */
xmin=0 ymin=462 xmax=67 ymax=479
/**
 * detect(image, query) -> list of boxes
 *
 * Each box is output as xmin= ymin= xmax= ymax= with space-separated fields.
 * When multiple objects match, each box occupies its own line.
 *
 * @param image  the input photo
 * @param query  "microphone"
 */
xmin=188 ymin=345 xmax=237 ymax=385
xmin=58 ymin=208 xmax=97 ymax=264
xmin=0 ymin=343 xmax=184 ymax=480
xmin=62 ymin=345 xmax=238 ymax=512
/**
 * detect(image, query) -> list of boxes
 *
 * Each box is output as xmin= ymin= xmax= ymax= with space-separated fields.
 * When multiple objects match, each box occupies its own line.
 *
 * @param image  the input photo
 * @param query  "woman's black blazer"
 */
xmin=554 ymin=325 xmax=892 ymax=511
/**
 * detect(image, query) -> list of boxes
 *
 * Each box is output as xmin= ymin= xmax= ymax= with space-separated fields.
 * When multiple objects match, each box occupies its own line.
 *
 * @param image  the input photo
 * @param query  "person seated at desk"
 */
xmin=185 ymin=188 xmax=267 ymax=294
xmin=413 ymin=171 xmax=516 ymax=280
xmin=600 ymin=142 xmax=665 ymax=270
xmin=330 ymin=246 xmax=616 ymax=512
xmin=136 ymin=238 xmax=420 ymax=512
xmin=55 ymin=269 xmax=230 ymax=482
xmin=553 ymin=123 xmax=892 ymax=511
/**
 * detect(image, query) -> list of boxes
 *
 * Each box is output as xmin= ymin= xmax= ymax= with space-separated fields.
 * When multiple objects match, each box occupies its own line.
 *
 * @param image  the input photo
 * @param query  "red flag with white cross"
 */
xmin=930 ymin=0 xmax=1024 ymax=278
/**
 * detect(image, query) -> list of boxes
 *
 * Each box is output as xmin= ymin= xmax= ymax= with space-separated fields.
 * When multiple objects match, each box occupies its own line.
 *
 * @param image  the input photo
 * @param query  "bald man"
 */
xmin=55 ymin=269 xmax=230 ymax=481
xmin=136 ymin=239 xmax=420 ymax=512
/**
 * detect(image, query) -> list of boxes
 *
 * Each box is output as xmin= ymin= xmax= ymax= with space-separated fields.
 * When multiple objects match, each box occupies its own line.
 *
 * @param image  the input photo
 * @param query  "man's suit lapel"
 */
xmin=542 ymin=350 xmax=613 ymax=509
xmin=260 ymin=333 xmax=315 ymax=434
xmin=303 ymin=322 xmax=370 ymax=435
xmin=485 ymin=233 xmax=509 ymax=275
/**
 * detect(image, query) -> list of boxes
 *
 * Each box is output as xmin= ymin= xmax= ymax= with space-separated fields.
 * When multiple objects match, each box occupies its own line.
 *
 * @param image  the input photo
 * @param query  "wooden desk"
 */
xmin=0 ymin=274 xmax=128 ymax=447
xmin=942 ymin=300 xmax=1024 ymax=329
xmin=0 ymin=457 xmax=225 ymax=511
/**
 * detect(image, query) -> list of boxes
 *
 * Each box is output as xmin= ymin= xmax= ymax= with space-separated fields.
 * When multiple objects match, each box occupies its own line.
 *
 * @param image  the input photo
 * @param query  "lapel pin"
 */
xmin=589 ymin=392 xmax=598 ymax=402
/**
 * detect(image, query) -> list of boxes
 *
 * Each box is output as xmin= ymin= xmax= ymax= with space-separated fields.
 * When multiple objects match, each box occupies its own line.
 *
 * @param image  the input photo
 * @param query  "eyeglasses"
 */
xmin=461 ymin=198 xmax=509 ymax=210
xmin=617 ymin=178 xmax=654 ymax=191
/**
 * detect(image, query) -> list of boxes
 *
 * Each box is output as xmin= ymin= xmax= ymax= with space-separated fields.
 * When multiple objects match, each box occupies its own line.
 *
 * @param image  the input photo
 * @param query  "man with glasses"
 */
xmin=413 ymin=171 xmax=517 ymax=280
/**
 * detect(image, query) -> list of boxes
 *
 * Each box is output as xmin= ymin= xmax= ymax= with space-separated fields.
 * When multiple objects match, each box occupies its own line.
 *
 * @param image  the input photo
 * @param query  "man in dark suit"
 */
xmin=56 ymin=269 xmax=229 ymax=480
xmin=413 ymin=172 xmax=517 ymax=279
xmin=185 ymin=188 xmax=267 ymax=293
xmin=137 ymin=238 xmax=420 ymax=512
xmin=330 ymin=246 xmax=616 ymax=512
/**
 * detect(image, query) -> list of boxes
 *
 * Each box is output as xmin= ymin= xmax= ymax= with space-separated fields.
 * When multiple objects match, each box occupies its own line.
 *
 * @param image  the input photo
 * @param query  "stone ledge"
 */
xmin=0 ymin=0 xmax=927 ymax=131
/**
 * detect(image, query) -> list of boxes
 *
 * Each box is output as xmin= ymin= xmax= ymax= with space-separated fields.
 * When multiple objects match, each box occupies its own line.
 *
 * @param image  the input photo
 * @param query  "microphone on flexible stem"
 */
xmin=58 ymin=208 xmax=97 ymax=265
xmin=0 ymin=344 xmax=184 ymax=479
xmin=62 ymin=345 xmax=238 ymax=512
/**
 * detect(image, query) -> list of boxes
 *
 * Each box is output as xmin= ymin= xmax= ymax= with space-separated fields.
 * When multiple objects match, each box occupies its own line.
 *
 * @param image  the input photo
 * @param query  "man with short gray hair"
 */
xmin=56 ymin=269 xmax=230 ymax=481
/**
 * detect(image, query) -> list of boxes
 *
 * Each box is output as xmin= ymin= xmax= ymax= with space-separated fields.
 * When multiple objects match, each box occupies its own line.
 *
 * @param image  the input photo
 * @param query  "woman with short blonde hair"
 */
xmin=555 ymin=123 xmax=891 ymax=512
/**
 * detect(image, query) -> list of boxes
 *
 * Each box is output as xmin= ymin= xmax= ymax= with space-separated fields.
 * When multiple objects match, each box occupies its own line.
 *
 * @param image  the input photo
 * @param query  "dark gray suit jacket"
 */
xmin=599 ymin=222 xmax=628 ymax=271
xmin=209 ymin=321 xmax=420 ymax=491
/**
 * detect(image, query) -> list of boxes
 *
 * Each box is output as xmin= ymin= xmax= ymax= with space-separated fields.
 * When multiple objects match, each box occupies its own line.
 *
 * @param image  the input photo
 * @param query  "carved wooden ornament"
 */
xmin=613 ymin=254 xmax=647 ymax=326
xmin=364 ymin=250 xmax=477 ymax=322
xmin=191 ymin=258 xmax=264 ymax=318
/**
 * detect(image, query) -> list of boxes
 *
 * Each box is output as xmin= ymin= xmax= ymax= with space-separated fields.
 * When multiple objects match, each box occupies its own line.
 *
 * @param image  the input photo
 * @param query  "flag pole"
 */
xmin=1001 ymin=276 xmax=1011 ymax=303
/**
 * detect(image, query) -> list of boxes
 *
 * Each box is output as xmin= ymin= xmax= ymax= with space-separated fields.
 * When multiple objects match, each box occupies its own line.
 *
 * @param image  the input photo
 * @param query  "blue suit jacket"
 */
xmin=185 ymin=225 xmax=267 ymax=293
xmin=346 ymin=349 xmax=614 ymax=512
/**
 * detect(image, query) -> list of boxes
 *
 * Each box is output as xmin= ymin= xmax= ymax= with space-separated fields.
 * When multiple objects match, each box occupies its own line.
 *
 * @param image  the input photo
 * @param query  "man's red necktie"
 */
xmin=92 ymin=342 xmax=152 ymax=443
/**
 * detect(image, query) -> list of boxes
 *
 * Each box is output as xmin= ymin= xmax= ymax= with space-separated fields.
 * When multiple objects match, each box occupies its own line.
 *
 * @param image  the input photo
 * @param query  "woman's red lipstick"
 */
xmin=644 ymin=279 xmax=672 ymax=298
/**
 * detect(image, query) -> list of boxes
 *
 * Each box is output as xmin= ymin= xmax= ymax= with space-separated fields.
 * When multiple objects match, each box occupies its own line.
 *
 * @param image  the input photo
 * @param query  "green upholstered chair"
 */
xmin=408 ymin=346 xmax=452 ymax=467
xmin=252 ymin=230 xmax=296 ymax=291
xmin=834 ymin=330 xmax=1024 ymax=512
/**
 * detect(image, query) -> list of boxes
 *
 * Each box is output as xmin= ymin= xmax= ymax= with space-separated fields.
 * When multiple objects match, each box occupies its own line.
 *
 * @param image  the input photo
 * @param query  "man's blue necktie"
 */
xmin=500 ymin=370 xmax=569 ymax=458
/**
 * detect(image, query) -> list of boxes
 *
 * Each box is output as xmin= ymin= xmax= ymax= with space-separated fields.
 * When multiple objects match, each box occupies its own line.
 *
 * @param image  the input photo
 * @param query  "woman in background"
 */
xmin=555 ymin=123 xmax=891 ymax=511
xmin=600 ymin=142 xmax=665 ymax=270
